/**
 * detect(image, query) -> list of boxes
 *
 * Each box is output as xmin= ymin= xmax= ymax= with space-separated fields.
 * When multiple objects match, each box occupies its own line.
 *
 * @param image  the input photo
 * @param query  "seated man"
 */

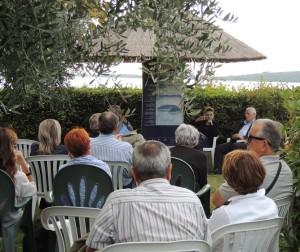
xmin=212 ymin=118 xmax=293 ymax=207
xmin=90 ymin=111 xmax=134 ymax=187
xmin=85 ymin=140 xmax=211 ymax=251
xmin=108 ymin=105 xmax=145 ymax=147
xmin=213 ymin=107 xmax=256 ymax=174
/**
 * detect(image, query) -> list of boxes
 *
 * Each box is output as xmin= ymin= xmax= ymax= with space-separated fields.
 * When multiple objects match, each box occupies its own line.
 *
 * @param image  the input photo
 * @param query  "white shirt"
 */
xmin=209 ymin=189 xmax=278 ymax=252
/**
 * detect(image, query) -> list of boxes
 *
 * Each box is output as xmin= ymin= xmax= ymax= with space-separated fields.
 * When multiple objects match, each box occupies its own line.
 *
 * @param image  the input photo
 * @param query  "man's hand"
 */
xmin=85 ymin=247 xmax=97 ymax=252
xmin=212 ymin=190 xmax=226 ymax=207
xmin=232 ymin=133 xmax=243 ymax=140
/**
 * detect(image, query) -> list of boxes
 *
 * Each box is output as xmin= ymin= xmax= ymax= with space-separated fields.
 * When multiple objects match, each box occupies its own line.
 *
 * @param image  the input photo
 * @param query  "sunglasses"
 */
xmin=247 ymin=135 xmax=272 ymax=147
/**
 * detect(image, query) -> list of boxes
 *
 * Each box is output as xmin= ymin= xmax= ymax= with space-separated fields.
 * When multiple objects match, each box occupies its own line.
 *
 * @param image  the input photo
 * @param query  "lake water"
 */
xmin=70 ymin=74 xmax=300 ymax=90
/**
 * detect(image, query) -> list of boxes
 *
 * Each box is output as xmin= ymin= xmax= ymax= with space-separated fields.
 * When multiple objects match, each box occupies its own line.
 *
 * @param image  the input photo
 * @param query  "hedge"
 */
xmin=0 ymin=84 xmax=289 ymax=141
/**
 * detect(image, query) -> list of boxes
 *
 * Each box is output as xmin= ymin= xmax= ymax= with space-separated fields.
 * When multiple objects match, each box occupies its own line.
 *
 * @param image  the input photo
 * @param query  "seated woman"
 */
xmin=30 ymin=119 xmax=68 ymax=210
xmin=59 ymin=127 xmax=111 ymax=178
xmin=209 ymin=150 xmax=278 ymax=252
xmin=89 ymin=113 xmax=102 ymax=138
xmin=194 ymin=106 xmax=220 ymax=150
xmin=30 ymin=119 xmax=68 ymax=155
xmin=0 ymin=128 xmax=37 ymax=223
xmin=170 ymin=124 xmax=207 ymax=192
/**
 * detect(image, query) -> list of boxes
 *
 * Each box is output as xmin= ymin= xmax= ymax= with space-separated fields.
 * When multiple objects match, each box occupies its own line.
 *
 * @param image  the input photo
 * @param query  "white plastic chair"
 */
xmin=211 ymin=217 xmax=283 ymax=252
xmin=16 ymin=139 xmax=38 ymax=158
xmin=203 ymin=135 xmax=219 ymax=168
xmin=41 ymin=206 xmax=100 ymax=252
xmin=274 ymin=195 xmax=294 ymax=227
xmin=273 ymin=195 xmax=294 ymax=252
xmin=100 ymin=240 xmax=211 ymax=252
xmin=105 ymin=161 xmax=133 ymax=190
xmin=26 ymin=155 xmax=70 ymax=216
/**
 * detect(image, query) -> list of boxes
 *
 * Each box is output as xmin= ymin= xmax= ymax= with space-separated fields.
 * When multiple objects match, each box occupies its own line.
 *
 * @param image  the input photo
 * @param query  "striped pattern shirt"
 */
xmin=90 ymin=134 xmax=133 ymax=164
xmin=86 ymin=178 xmax=211 ymax=250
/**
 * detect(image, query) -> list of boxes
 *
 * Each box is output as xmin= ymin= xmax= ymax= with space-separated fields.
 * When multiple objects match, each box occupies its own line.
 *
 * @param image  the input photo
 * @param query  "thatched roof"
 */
xmin=93 ymin=27 xmax=266 ymax=63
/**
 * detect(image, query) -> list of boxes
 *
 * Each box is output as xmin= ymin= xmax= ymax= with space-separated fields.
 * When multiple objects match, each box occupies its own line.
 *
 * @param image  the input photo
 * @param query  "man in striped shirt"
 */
xmin=90 ymin=111 xmax=133 ymax=186
xmin=86 ymin=140 xmax=211 ymax=251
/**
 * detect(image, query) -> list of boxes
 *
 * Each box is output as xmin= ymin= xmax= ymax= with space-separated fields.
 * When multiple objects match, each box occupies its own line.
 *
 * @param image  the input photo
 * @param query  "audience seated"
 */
xmin=0 ymin=127 xmax=37 ymax=224
xmin=108 ymin=105 xmax=145 ymax=147
xmin=90 ymin=111 xmax=134 ymax=188
xmin=170 ymin=124 xmax=208 ymax=192
xmin=30 ymin=119 xmax=68 ymax=155
xmin=59 ymin=127 xmax=111 ymax=178
xmin=194 ymin=106 xmax=220 ymax=150
xmin=212 ymin=118 xmax=293 ymax=207
xmin=85 ymin=140 xmax=211 ymax=251
xmin=209 ymin=149 xmax=278 ymax=252
xmin=30 ymin=118 xmax=68 ymax=210
xmin=89 ymin=113 xmax=102 ymax=138
xmin=213 ymin=107 xmax=256 ymax=174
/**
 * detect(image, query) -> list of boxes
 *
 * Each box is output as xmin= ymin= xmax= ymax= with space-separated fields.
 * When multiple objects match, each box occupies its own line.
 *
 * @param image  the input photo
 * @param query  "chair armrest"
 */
xmin=202 ymin=147 xmax=212 ymax=151
xmin=45 ymin=191 xmax=54 ymax=204
xmin=195 ymin=184 xmax=211 ymax=197
xmin=15 ymin=196 xmax=32 ymax=209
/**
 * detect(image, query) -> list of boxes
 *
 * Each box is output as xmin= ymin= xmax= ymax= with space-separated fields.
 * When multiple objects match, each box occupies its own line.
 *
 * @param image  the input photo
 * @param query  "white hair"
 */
xmin=175 ymin=124 xmax=200 ymax=147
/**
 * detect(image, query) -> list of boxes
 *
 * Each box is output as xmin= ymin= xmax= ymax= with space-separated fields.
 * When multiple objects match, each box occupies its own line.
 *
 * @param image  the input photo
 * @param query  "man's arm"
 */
xmin=212 ymin=189 xmax=226 ymax=207
xmin=86 ymin=247 xmax=97 ymax=252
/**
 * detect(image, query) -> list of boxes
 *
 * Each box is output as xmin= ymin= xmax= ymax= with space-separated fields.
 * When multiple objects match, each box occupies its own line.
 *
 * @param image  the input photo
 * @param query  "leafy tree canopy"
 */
xmin=0 ymin=0 xmax=236 ymax=113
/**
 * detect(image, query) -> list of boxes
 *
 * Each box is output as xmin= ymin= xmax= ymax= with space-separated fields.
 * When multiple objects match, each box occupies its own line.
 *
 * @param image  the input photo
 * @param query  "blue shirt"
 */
xmin=117 ymin=123 xmax=130 ymax=135
xmin=59 ymin=155 xmax=112 ymax=178
xmin=90 ymin=134 xmax=133 ymax=165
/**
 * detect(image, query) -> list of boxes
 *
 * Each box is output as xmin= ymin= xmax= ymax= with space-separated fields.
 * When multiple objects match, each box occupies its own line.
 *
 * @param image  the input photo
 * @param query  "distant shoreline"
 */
xmin=214 ymin=70 xmax=300 ymax=83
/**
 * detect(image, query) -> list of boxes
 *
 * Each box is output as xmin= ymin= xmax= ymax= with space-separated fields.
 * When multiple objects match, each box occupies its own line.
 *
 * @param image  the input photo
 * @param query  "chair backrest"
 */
xmin=0 ymin=170 xmax=16 ymax=219
xmin=203 ymin=135 xmax=219 ymax=168
xmin=170 ymin=157 xmax=195 ymax=191
xmin=274 ymin=195 xmax=294 ymax=227
xmin=53 ymin=164 xmax=113 ymax=208
xmin=211 ymin=217 xmax=284 ymax=252
xmin=100 ymin=240 xmax=212 ymax=252
xmin=105 ymin=161 xmax=131 ymax=190
xmin=16 ymin=139 xmax=38 ymax=159
xmin=41 ymin=206 xmax=100 ymax=252
xmin=26 ymin=155 xmax=70 ymax=198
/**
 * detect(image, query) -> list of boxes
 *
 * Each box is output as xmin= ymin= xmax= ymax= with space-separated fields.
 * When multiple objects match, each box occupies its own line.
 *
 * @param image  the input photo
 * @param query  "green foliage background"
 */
xmin=0 ymin=84 xmax=289 ymax=141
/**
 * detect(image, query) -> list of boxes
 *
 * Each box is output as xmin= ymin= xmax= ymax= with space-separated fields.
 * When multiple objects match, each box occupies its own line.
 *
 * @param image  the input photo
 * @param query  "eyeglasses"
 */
xmin=247 ymin=135 xmax=272 ymax=147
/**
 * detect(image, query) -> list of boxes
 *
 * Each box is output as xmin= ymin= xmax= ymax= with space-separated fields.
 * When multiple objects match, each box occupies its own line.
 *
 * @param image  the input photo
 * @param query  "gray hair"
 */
xmin=175 ymin=124 xmax=200 ymax=147
xmin=89 ymin=113 xmax=101 ymax=132
xmin=132 ymin=140 xmax=171 ymax=182
xmin=253 ymin=119 xmax=281 ymax=152
xmin=246 ymin=107 xmax=257 ymax=116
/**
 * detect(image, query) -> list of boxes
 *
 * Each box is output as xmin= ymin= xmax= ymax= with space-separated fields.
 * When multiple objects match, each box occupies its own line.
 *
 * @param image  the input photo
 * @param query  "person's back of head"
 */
xmin=0 ymin=127 xmax=17 ymax=179
xmin=132 ymin=140 xmax=171 ymax=183
xmin=64 ymin=128 xmax=90 ymax=158
xmin=89 ymin=113 xmax=101 ymax=136
xmin=222 ymin=150 xmax=265 ymax=195
xmin=38 ymin=119 xmax=62 ymax=155
xmin=175 ymin=123 xmax=199 ymax=148
xmin=99 ymin=112 xmax=119 ymax=135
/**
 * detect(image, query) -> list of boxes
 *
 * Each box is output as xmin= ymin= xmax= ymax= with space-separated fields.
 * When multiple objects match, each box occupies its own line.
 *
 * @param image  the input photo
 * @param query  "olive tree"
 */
xmin=0 ymin=0 xmax=235 ymax=114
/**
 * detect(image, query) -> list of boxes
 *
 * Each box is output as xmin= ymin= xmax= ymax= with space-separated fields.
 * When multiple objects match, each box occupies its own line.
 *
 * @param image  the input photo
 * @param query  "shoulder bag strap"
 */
xmin=265 ymin=162 xmax=282 ymax=194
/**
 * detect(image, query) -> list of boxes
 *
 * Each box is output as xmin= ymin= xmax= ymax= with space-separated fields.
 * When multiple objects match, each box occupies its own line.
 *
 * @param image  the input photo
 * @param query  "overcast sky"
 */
xmin=112 ymin=1 xmax=300 ymax=77
xmin=214 ymin=0 xmax=300 ymax=76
